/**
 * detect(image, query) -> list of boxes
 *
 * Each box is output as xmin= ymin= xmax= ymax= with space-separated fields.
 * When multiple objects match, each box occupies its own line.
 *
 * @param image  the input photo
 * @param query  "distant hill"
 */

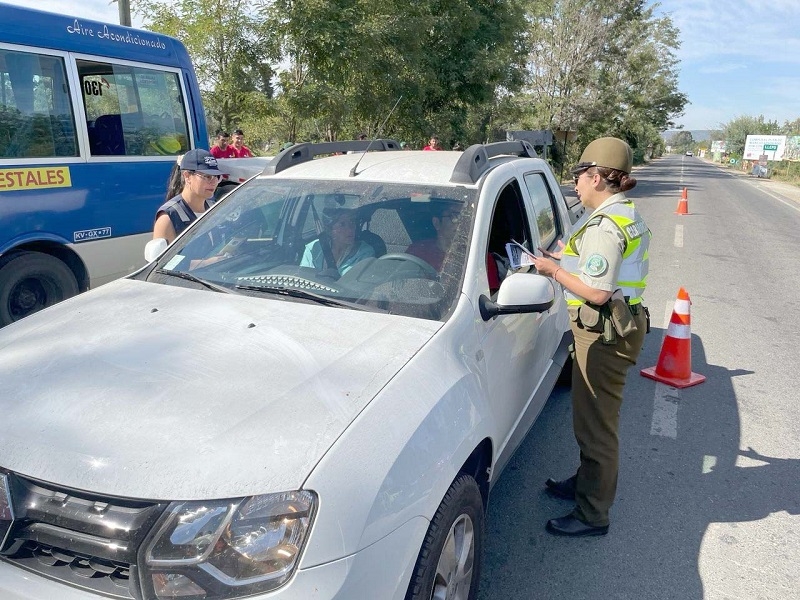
xmin=661 ymin=130 xmax=712 ymax=142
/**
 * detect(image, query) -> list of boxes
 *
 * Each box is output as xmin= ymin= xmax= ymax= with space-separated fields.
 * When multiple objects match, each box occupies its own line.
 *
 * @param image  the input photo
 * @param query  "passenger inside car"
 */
xmin=300 ymin=206 xmax=376 ymax=276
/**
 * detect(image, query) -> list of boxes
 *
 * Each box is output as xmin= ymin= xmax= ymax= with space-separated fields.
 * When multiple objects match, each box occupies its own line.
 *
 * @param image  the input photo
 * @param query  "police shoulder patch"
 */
xmin=585 ymin=253 xmax=608 ymax=276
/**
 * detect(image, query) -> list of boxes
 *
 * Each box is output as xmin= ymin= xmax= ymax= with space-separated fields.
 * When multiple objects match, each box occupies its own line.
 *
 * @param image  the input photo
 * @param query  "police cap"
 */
xmin=571 ymin=137 xmax=633 ymax=175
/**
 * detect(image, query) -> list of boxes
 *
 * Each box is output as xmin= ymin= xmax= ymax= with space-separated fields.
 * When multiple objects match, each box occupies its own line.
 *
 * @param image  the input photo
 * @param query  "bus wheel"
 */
xmin=0 ymin=252 xmax=79 ymax=326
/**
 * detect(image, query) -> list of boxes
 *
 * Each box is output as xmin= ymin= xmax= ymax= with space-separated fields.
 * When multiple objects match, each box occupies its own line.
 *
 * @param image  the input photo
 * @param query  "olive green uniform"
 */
xmin=567 ymin=194 xmax=648 ymax=527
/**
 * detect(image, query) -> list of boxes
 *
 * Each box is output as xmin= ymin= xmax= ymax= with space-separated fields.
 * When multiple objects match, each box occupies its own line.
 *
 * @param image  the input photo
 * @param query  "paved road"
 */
xmin=479 ymin=154 xmax=800 ymax=600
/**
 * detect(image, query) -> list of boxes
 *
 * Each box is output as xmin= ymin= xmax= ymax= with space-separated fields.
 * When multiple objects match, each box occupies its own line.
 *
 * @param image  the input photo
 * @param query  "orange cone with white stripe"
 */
xmin=675 ymin=188 xmax=689 ymax=215
xmin=641 ymin=287 xmax=705 ymax=388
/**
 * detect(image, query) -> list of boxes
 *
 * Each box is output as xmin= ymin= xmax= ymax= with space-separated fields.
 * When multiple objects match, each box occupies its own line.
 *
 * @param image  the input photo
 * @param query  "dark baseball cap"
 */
xmin=179 ymin=149 xmax=227 ymax=175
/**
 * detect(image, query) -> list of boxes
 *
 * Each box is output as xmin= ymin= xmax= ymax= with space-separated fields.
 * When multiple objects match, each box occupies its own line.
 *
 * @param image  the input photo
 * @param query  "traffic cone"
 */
xmin=641 ymin=287 xmax=706 ymax=388
xmin=675 ymin=188 xmax=689 ymax=215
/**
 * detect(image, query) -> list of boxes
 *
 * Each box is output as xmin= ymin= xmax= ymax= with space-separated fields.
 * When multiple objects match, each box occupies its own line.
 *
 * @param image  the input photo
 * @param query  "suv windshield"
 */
xmin=145 ymin=178 xmax=476 ymax=321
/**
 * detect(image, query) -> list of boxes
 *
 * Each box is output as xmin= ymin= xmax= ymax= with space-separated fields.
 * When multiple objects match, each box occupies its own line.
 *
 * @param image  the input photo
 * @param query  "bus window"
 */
xmin=78 ymin=59 xmax=189 ymax=157
xmin=0 ymin=49 xmax=79 ymax=158
xmin=0 ymin=3 xmax=208 ymax=327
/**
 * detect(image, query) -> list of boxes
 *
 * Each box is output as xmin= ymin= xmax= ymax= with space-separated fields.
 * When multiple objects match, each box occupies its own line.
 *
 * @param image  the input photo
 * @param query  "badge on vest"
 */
xmin=585 ymin=253 xmax=608 ymax=276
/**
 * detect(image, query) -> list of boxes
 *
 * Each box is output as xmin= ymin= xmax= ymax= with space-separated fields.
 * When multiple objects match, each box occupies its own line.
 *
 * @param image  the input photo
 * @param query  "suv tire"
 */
xmin=405 ymin=474 xmax=484 ymax=600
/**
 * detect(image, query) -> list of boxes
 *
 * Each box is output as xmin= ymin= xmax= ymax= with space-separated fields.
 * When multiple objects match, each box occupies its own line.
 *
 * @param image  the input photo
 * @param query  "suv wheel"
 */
xmin=406 ymin=474 xmax=484 ymax=600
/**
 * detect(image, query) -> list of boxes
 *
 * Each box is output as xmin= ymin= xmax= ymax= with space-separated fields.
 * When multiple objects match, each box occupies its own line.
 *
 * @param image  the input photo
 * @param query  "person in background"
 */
xmin=348 ymin=133 xmax=369 ymax=154
xmin=423 ymin=136 xmax=441 ymax=151
xmin=153 ymin=149 xmax=227 ymax=243
xmin=210 ymin=131 xmax=236 ymax=159
xmin=530 ymin=137 xmax=651 ymax=538
xmin=230 ymin=129 xmax=253 ymax=158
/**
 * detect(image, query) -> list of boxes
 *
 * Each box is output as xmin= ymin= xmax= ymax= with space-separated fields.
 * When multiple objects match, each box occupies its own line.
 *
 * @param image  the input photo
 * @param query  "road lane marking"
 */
xmin=702 ymin=455 xmax=717 ymax=473
xmin=651 ymin=383 xmax=679 ymax=438
xmin=674 ymin=224 xmax=684 ymax=247
xmin=650 ymin=303 xmax=680 ymax=438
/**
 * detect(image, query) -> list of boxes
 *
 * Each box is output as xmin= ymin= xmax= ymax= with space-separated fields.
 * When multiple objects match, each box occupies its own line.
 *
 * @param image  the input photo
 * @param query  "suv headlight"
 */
xmin=141 ymin=491 xmax=316 ymax=599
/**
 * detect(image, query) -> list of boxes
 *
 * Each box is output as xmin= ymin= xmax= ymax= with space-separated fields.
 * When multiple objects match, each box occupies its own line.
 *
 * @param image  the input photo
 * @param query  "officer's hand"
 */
xmin=538 ymin=240 xmax=565 ymax=260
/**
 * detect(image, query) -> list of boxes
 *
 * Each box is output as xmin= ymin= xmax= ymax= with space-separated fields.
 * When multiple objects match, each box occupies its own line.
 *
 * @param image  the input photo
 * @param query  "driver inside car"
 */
xmin=405 ymin=204 xmax=459 ymax=271
xmin=300 ymin=207 xmax=375 ymax=276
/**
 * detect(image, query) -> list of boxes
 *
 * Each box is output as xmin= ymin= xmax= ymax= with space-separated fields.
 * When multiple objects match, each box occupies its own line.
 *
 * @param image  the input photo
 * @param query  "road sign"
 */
xmin=744 ymin=135 xmax=786 ymax=160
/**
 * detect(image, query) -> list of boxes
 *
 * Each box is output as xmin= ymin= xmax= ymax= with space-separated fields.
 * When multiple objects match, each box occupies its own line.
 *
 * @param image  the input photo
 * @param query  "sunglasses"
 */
xmin=192 ymin=172 xmax=222 ymax=182
xmin=572 ymin=169 xmax=595 ymax=184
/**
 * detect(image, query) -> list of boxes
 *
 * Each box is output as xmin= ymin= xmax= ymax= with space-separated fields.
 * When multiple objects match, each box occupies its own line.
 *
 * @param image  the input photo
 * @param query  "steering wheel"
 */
xmin=160 ymin=112 xmax=172 ymax=120
xmin=377 ymin=253 xmax=438 ymax=279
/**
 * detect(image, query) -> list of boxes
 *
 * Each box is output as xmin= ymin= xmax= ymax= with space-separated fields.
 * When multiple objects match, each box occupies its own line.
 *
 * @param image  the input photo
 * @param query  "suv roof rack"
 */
xmin=450 ymin=140 xmax=538 ymax=184
xmin=264 ymin=139 xmax=402 ymax=175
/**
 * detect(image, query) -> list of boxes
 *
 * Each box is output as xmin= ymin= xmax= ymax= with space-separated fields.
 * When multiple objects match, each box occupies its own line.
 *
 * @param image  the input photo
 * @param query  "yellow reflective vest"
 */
xmin=560 ymin=199 xmax=650 ymax=306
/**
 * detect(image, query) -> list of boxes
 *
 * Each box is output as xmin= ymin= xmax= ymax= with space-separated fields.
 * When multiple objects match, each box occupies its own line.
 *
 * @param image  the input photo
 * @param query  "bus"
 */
xmin=0 ymin=3 xmax=208 ymax=326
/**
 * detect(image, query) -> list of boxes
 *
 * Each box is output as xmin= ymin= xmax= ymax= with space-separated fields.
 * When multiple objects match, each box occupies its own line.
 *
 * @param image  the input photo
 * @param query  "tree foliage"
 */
xmin=719 ymin=115 xmax=781 ymax=157
xmin=513 ymin=0 xmax=686 ymax=169
xmin=262 ymin=0 xmax=527 ymax=147
xmin=671 ymin=130 xmax=694 ymax=153
xmin=133 ymin=0 xmax=275 ymax=136
xmin=134 ymin=0 xmax=688 ymax=160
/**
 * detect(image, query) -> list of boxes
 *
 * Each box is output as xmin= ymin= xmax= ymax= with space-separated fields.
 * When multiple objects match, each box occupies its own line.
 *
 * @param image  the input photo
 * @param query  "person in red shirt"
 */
xmin=209 ymin=131 xmax=237 ymax=159
xmin=406 ymin=203 xmax=505 ymax=292
xmin=231 ymin=129 xmax=253 ymax=158
xmin=423 ymin=136 xmax=441 ymax=151
xmin=405 ymin=204 xmax=459 ymax=270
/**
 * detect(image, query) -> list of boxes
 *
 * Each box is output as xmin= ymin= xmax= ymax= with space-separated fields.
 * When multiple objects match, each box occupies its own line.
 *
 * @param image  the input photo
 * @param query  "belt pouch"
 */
xmin=578 ymin=302 xmax=603 ymax=332
xmin=608 ymin=289 xmax=638 ymax=337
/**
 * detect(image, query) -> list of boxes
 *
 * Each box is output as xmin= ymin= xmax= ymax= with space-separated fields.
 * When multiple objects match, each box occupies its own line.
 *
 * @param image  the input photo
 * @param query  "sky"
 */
xmin=655 ymin=0 xmax=800 ymax=131
xmin=8 ymin=0 xmax=800 ymax=132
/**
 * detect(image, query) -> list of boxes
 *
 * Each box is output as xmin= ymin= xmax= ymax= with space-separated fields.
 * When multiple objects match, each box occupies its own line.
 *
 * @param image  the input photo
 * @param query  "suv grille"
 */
xmin=0 ymin=471 xmax=166 ymax=599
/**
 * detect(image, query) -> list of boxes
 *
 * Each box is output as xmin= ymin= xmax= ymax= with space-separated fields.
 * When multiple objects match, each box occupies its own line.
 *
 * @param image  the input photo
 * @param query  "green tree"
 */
xmin=512 ymin=0 xmax=686 ymax=172
xmin=263 ymin=0 xmax=527 ymax=146
xmin=588 ymin=1 xmax=686 ymax=158
xmin=133 ymin=0 xmax=275 ymax=140
xmin=132 ymin=0 xmax=687 ymax=156
xmin=671 ymin=130 xmax=694 ymax=153
xmin=781 ymin=118 xmax=800 ymax=136
xmin=517 ymin=0 xmax=606 ymax=131
xmin=720 ymin=115 xmax=780 ymax=158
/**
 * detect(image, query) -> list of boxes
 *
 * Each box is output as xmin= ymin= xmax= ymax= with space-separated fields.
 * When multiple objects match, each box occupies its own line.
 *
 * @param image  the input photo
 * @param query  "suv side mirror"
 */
xmin=478 ymin=272 xmax=555 ymax=321
xmin=144 ymin=238 xmax=169 ymax=262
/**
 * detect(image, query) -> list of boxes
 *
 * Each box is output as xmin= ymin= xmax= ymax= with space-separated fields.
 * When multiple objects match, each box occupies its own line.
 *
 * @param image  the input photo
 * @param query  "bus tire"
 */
xmin=0 ymin=252 xmax=79 ymax=327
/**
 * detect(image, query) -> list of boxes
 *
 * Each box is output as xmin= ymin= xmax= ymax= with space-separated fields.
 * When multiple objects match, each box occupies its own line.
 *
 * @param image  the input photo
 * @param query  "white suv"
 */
xmin=0 ymin=140 xmax=573 ymax=600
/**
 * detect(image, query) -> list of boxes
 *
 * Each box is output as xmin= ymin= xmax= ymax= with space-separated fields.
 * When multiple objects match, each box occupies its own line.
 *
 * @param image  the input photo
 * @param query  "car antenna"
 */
xmin=350 ymin=95 xmax=402 ymax=177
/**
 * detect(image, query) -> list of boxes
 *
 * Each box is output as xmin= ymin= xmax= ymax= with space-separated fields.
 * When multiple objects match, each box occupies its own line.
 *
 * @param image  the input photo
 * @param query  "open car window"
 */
xmin=144 ymin=178 xmax=477 ymax=321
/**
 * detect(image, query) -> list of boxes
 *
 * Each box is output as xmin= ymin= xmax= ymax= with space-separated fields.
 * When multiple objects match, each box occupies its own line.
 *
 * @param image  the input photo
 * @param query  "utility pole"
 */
xmin=116 ymin=0 xmax=132 ymax=27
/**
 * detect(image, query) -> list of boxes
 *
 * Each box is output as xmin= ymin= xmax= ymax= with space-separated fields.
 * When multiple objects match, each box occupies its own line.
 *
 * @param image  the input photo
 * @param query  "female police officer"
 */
xmin=531 ymin=137 xmax=650 ymax=537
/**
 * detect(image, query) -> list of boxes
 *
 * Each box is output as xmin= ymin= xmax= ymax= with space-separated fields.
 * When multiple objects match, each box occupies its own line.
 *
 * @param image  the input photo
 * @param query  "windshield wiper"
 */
xmin=155 ymin=269 xmax=235 ymax=294
xmin=235 ymin=284 xmax=372 ymax=311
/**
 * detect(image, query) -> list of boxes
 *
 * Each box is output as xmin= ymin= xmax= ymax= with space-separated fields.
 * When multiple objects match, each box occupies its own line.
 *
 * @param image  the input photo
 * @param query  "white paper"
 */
xmin=505 ymin=241 xmax=536 ymax=270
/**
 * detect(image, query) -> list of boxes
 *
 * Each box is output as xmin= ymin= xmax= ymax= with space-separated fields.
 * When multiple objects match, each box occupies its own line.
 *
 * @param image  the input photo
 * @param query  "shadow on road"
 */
xmin=478 ymin=329 xmax=800 ymax=599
